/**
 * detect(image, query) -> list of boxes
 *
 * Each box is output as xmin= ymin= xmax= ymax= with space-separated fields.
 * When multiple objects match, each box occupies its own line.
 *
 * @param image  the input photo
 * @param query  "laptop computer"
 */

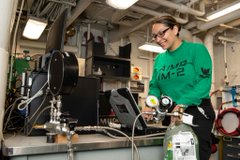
xmin=109 ymin=87 xmax=167 ymax=136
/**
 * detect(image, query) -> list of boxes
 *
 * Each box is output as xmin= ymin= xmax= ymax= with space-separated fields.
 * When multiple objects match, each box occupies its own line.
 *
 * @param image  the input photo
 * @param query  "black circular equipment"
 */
xmin=48 ymin=50 xmax=79 ymax=96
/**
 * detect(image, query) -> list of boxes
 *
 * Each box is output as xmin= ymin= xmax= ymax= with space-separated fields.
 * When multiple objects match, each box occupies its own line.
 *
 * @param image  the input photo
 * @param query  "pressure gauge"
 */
xmin=159 ymin=96 xmax=173 ymax=112
xmin=145 ymin=95 xmax=159 ymax=108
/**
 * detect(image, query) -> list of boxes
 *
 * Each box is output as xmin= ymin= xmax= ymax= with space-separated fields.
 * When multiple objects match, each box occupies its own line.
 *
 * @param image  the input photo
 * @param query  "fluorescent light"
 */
xmin=206 ymin=1 xmax=240 ymax=20
xmin=23 ymin=17 xmax=47 ymax=39
xmin=106 ymin=0 xmax=138 ymax=9
xmin=138 ymin=42 xmax=166 ymax=53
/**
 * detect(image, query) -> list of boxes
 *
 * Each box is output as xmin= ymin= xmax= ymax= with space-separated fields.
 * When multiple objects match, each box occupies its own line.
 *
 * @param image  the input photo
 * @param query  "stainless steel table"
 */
xmin=2 ymin=133 xmax=164 ymax=160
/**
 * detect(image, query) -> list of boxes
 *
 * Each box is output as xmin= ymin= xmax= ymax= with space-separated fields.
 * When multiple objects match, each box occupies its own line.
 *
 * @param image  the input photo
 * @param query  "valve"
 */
xmin=145 ymin=95 xmax=174 ymax=121
xmin=159 ymin=96 xmax=173 ymax=112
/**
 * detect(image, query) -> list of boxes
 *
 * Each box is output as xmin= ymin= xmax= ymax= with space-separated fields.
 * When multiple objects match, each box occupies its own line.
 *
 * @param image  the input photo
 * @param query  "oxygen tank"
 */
xmin=163 ymin=121 xmax=199 ymax=160
xmin=145 ymin=95 xmax=199 ymax=160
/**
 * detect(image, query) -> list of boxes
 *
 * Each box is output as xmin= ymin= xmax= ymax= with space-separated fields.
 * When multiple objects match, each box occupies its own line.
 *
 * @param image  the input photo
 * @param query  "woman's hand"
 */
xmin=170 ymin=105 xmax=182 ymax=124
xmin=142 ymin=106 xmax=154 ymax=121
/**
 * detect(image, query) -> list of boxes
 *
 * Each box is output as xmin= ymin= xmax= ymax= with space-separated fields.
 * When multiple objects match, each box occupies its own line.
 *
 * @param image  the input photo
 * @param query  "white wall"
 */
xmin=213 ymin=38 xmax=240 ymax=90
xmin=0 ymin=0 xmax=18 ymax=140
xmin=128 ymin=32 xmax=154 ymax=107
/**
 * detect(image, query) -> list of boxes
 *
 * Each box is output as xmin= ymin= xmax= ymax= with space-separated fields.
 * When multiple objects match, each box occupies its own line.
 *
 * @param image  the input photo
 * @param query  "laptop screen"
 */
xmin=109 ymin=88 xmax=147 ymax=130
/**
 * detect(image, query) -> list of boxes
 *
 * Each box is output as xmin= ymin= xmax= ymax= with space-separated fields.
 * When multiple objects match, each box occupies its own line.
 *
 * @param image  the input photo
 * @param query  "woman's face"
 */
xmin=152 ymin=23 xmax=178 ymax=51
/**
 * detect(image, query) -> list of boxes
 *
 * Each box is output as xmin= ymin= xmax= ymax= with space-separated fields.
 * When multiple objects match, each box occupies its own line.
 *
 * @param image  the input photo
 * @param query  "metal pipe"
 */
xmin=222 ymin=40 xmax=229 ymax=85
xmin=219 ymin=24 xmax=240 ymax=32
xmin=198 ymin=9 xmax=240 ymax=31
xmin=218 ymin=36 xmax=240 ymax=43
xmin=146 ymin=0 xmax=205 ymax=16
xmin=130 ymin=5 xmax=188 ymax=24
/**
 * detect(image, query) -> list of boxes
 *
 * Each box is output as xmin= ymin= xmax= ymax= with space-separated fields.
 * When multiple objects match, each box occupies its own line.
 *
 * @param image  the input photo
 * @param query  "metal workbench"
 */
xmin=2 ymin=133 xmax=164 ymax=160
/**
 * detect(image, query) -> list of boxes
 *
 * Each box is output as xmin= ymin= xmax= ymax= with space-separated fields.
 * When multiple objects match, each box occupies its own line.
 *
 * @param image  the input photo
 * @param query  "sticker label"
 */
xmin=172 ymin=131 xmax=197 ymax=160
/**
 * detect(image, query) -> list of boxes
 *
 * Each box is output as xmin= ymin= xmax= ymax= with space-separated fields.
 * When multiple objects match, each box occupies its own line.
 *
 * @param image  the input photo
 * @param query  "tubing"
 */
xmin=216 ymin=107 xmax=240 ymax=136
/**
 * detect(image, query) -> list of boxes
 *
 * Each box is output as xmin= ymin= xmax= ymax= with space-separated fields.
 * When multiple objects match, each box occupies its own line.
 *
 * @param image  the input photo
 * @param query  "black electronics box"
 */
xmin=221 ymin=137 xmax=240 ymax=159
xmin=119 ymin=43 xmax=131 ymax=59
xmin=87 ymin=40 xmax=105 ymax=58
xmin=25 ymin=72 xmax=100 ymax=136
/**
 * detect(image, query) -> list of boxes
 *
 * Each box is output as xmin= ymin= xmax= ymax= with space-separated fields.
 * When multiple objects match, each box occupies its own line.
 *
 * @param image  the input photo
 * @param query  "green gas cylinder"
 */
xmin=163 ymin=122 xmax=199 ymax=160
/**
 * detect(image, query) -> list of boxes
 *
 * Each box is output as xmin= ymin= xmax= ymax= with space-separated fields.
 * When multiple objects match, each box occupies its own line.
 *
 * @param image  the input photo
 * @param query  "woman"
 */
xmin=146 ymin=16 xmax=216 ymax=160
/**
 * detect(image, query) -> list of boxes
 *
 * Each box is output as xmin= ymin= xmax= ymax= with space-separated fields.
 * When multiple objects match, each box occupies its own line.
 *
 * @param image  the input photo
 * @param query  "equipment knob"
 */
xmin=159 ymin=96 xmax=173 ymax=112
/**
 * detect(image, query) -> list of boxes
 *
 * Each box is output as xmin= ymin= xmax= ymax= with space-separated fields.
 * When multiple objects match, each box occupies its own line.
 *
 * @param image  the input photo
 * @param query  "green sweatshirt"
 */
xmin=148 ymin=40 xmax=212 ymax=106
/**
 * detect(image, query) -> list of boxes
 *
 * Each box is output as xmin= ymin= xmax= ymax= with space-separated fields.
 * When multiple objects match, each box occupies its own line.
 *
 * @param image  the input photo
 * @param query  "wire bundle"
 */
xmin=215 ymin=107 xmax=240 ymax=136
xmin=3 ymin=81 xmax=48 ymax=135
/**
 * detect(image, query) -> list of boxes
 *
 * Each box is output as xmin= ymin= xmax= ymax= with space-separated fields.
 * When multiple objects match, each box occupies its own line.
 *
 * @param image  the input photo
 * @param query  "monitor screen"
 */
xmin=45 ymin=9 xmax=68 ymax=54
xmin=109 ymin=88 xmax=147 ymax=130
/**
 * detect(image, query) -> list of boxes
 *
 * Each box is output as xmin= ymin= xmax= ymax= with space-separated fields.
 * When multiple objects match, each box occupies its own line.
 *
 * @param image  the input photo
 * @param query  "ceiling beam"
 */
xmin=66 ymin=0 xmax=94 ymax=27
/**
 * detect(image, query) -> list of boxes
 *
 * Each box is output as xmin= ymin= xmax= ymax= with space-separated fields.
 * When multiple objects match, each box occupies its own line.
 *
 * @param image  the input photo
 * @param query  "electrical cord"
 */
xmin=17 ymin=90 xmax=43 ymax=110
xmin=4 ymin=115 xmax=24 ymax=131
xmin=215 ymin=107 xmax=240 ymax=136
xmin=17 ymin=81 xmax=47 ymax=110
xmin=27 ymin=94 xmax=48 ymax=123
xmin=101 ymin=129 xmax=141 ymax=160
xmin=132 ymin=112 xmax=146 ymax=160
xmin=24 ymin=106 xmax=52 ymax=136
xmin=108 ymin=122 xmax=166 ymax=139
xmin=215 ymin=99 xmax=240 ymax=136
xmin=3 ymin=96 xmax=28 ymax=132
xmin=4 ymin=97 xmax=27 ymax=115
xmin=131 ymin=112 xmax=168 ymax=160
xmin=4 ymin=80 xmax=48 ymax=134
xmin=76 ymin=126 xmax=141 ymax=160
xmin=18 ymin=94 xmax=49 ymax=134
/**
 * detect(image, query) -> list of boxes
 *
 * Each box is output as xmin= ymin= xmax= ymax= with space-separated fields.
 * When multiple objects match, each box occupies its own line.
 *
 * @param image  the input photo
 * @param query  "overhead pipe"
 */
xmin=218 ymin=36 xmax=240 ymax=43
xmin=219 ymin=24 xmax=240 ymax=32
xmin=222 ymin=19 xmax=240 ymax=31
xmin=146 ymin=0 xmax=205 ymax=16
xmin=130 ymin=5 xmax=188 ymax=24
xmin=198 ymin=9 xmax=240 ymax=31
xmin=188 ymin=17 xmax=240 ymax=33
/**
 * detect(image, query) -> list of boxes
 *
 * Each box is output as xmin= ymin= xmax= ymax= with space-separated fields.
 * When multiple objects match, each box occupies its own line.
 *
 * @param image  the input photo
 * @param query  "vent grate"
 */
xmin=117 ymin=11 xmax=145 ymax=23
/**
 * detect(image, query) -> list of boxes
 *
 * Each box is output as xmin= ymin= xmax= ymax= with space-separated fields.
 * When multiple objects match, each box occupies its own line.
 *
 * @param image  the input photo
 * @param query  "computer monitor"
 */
xmin=109 ymin=88 xmax=147 ymax=131
xmin=39 ymin=8 xmax=68 ymax=71
xmin=45 ymin=9 xmax=68 ymax=54
xmin=109 ymin=88 xmax=167 ymax=135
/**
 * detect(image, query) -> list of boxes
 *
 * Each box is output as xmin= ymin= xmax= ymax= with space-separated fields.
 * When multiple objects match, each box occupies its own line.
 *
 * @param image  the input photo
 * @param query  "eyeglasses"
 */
xmin=151 ymin=27 xmax=170 ymax=41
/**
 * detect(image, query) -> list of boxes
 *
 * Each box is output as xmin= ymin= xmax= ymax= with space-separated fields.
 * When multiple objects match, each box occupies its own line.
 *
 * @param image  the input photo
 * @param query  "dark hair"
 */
xmin=152 ymin=16 xmax=181 ymax=36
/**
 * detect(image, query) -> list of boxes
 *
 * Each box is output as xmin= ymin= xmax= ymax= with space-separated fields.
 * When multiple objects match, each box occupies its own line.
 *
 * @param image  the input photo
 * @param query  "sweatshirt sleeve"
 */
xmin=148 ymin=56 xmax=162 ymax=99
xmin=177 ymin=44 xmax=212 ymax=105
